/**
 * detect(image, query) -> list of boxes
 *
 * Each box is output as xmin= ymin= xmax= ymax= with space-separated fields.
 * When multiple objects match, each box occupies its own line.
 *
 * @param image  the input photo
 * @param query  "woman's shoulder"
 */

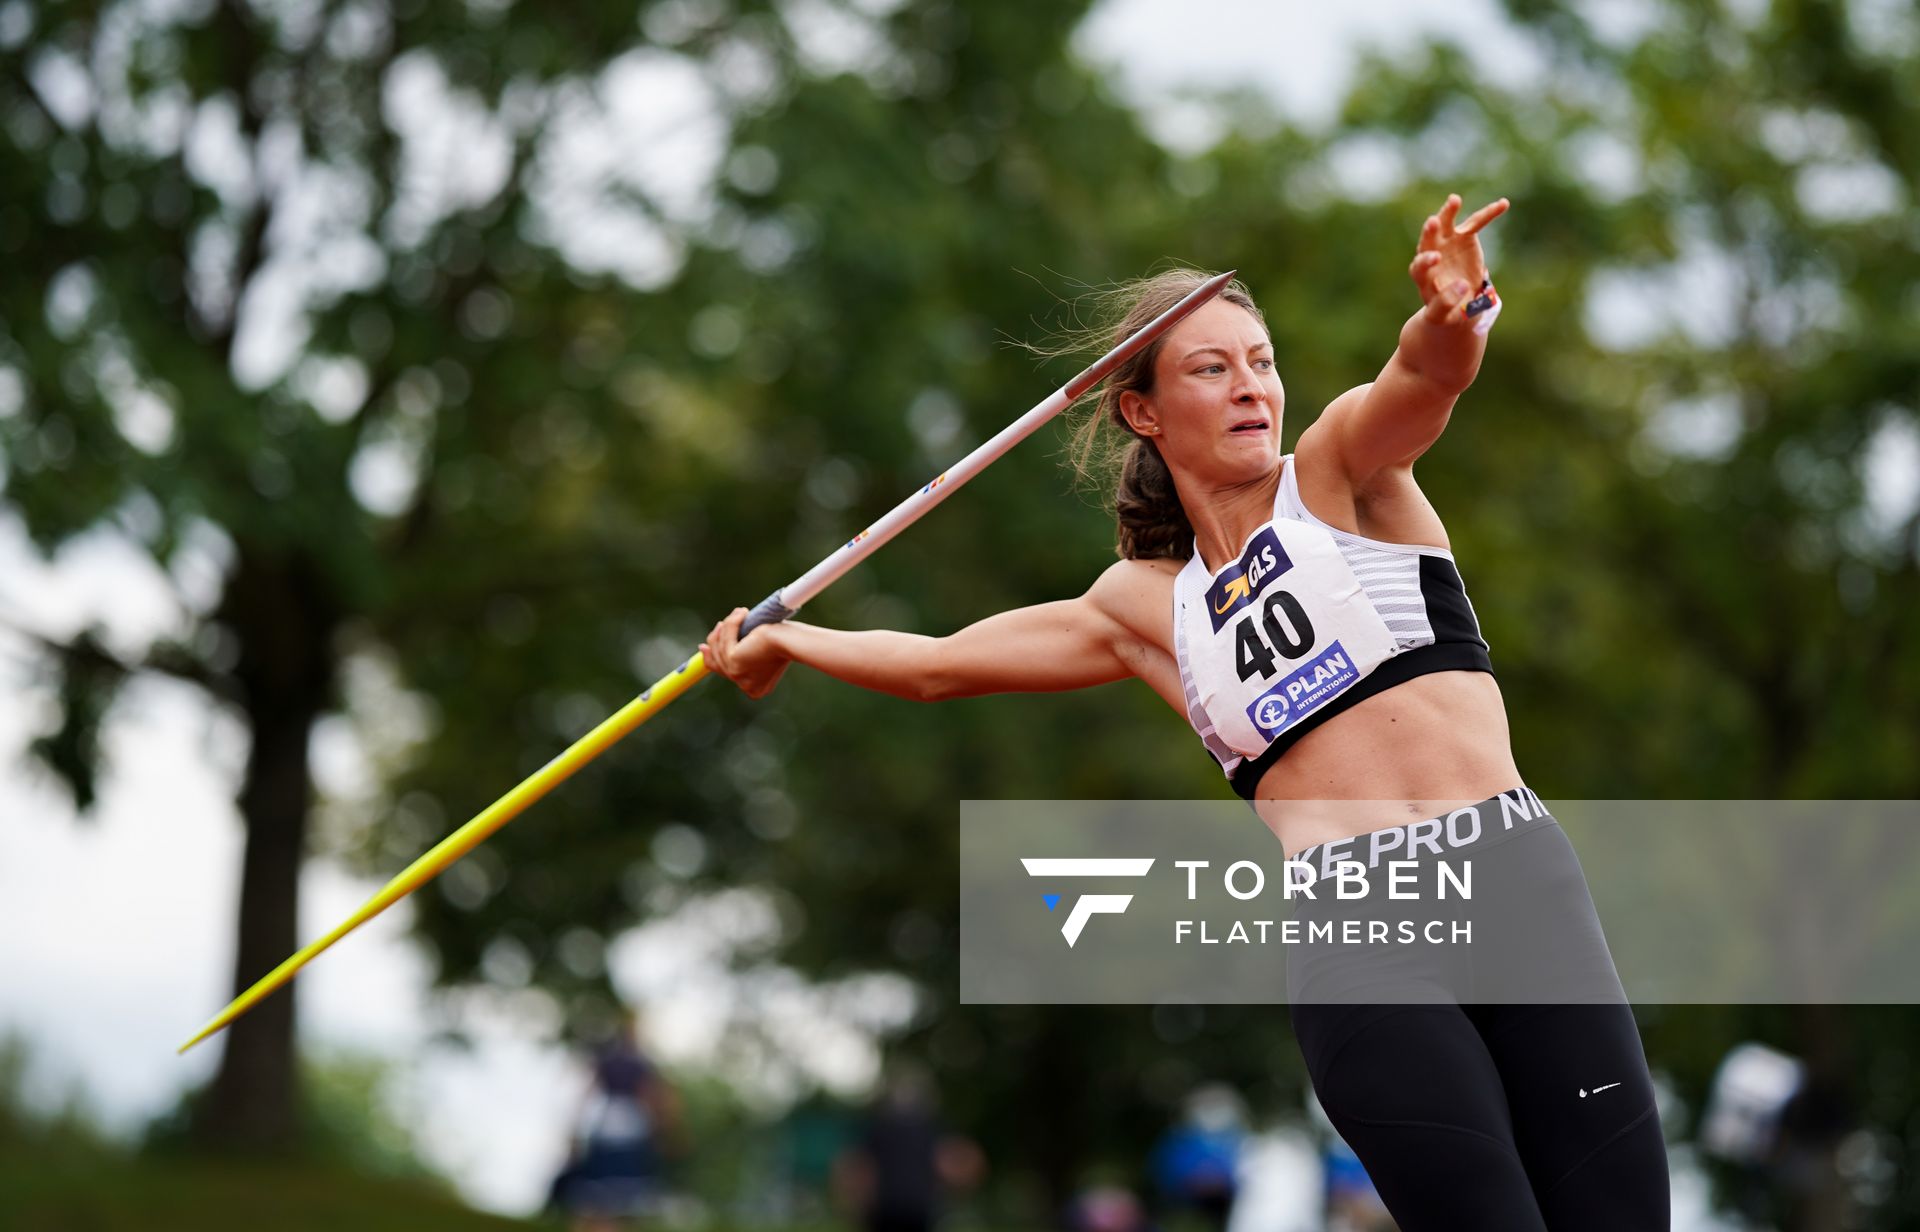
xmin=1086 ymin=555 xmax=1182 ymax=652
xmin=1094 ymin=554 xmax=1185 ymax=591
xmin=1294 ymin=395 xmax=1451 ymax=548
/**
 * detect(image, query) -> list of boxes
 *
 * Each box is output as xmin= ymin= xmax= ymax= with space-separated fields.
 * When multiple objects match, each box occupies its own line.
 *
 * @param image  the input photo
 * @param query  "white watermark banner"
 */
xmin=958 ymin=796 xmax=1920 ymax=1004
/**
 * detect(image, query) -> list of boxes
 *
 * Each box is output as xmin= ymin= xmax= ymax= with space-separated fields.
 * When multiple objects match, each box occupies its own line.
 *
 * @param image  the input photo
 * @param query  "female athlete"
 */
xmin=700 ymin=194 xmax=1670 ymax=1230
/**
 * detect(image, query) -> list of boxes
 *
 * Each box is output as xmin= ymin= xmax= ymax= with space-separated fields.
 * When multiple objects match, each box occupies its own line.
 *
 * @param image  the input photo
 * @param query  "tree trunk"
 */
xmin=192 ymin=546 xmax=338 ymax=1153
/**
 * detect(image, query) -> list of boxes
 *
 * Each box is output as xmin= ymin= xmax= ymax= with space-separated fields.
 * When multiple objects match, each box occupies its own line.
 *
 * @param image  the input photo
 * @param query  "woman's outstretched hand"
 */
xmin=701 ymin=608 xmax=794 ymax=698
xmin=1409 ymin=193 xmax=1509 ymax=325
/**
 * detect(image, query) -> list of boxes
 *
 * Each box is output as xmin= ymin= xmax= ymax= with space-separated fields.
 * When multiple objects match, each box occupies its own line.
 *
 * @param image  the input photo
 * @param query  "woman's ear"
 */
xmin=1118 ymin=390 xmax=1161 ymax=437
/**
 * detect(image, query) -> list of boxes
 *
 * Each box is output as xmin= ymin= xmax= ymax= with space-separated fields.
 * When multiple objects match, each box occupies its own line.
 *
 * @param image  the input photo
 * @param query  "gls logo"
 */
xmin=1020 ymin=858 xmax=1155 ymax=947
xmin=1204 ymin=528 xmax=1293 ymax=632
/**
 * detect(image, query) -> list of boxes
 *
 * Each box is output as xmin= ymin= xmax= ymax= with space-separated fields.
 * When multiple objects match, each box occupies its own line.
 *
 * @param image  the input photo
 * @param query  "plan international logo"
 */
xmin=1020 ymin=858 xmax=1156 ymax=947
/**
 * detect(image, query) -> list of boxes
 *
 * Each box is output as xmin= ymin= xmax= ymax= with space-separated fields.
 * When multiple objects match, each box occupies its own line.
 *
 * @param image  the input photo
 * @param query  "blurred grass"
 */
xmin=0 ymin=1135 xmax=862 ymax=1232
xmin=0 ymin=1135 xmax=850 ymax=1231
xmin=0 ymin=1135 xmax=535 ymax=1231
xmin=0 ymin=1033 xmax=525 ymax=1231
xmin=0 ymin=1037 xmax=858 ymax=1231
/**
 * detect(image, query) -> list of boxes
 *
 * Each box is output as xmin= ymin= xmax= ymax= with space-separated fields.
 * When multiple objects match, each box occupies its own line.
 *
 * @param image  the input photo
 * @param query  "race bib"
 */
xmin=1190 ymin=518 xmax=1399 ymax=756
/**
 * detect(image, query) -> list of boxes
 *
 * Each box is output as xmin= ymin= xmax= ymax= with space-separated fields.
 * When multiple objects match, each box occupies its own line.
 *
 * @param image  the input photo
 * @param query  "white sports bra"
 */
xmin=1172 ymin=455 xmax=1493 ymax=799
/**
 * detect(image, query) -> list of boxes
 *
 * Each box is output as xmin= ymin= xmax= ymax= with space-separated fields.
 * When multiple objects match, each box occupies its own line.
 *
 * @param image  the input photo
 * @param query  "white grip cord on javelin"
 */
xmin=740 ymin=269 xmax=1237 ymax=636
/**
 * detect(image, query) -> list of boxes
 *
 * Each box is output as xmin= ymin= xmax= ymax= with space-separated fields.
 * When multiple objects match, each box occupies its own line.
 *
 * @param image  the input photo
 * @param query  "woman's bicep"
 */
xmin=926 ymin=596 xmax=1136 ymax=701
xmin=1324 ymin=353 xmax=1463 ymax=484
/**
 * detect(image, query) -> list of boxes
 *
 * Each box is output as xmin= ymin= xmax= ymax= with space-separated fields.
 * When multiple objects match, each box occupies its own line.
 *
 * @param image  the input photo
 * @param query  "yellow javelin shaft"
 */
xmin=178 ymin=653 xmax=711 ymax=1054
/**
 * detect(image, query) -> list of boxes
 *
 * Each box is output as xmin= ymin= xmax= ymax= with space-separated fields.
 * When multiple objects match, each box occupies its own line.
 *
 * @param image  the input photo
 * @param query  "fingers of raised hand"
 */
xmin=1438 ymin=193 xmax=1463 ymax=230
xmin=1459 ymin=196 xmax=1510 ymax=236
xmin=1419 ymin=214 xmax=1442 ymax=250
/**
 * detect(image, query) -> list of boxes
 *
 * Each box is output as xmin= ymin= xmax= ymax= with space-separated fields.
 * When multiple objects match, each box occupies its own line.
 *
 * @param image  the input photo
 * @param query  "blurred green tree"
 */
xmin=0 ymin=0 xmax=802 ymax=1152
xmin=521 ymin=0 xmax=1920 ymax=1216
xmin=387 ymin=0 xmax=1254 ymax=1206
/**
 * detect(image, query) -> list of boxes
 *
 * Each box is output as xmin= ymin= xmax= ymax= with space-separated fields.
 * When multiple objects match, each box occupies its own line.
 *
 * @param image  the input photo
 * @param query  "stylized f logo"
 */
xmin=1021 ymin=858 xmax=1156 ymax=947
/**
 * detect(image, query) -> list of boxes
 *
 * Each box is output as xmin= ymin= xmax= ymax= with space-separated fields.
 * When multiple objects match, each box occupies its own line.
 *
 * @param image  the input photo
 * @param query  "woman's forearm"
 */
xmin=763 ymin=621 xmax=941 ymax=701
xmin=724 ymin=592 xmax=1132 ymax=703
xmin=1396 ymin=302 xmax=1489 ymax=394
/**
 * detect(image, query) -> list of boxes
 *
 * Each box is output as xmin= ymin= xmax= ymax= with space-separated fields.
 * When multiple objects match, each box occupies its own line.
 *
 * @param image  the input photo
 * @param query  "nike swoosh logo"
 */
xmin=1592 ymin=1083 xmax=1622 ymax=1093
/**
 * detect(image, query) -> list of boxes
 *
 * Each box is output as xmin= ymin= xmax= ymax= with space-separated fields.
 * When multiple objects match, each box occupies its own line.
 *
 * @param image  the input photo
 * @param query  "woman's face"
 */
xmin=1119 ymin=298 xmax=1284 ymax=486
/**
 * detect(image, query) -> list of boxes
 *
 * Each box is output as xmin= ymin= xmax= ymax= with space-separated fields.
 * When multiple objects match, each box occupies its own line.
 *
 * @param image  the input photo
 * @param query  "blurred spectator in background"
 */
xmin=1065 ymin=1183 xmax=1153 ymax=1232
xmin=1701 ymin=1039 xmax=1863 ymax=1227
xmin=1700 ymin=1041 xmax=1804 ymax=1170
xmin=548 ymin=1009 xmax=681 ymax=1230
xmin=834 ymin=1062 xmax=985 ymax=1232
xmin=1149 ymin=1084 xmax=1246 ymax=1229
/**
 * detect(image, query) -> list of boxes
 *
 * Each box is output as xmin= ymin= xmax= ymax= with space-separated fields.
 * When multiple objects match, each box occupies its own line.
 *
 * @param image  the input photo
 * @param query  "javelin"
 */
xmin=178 ymin=269 xmax=1237 ymax=1054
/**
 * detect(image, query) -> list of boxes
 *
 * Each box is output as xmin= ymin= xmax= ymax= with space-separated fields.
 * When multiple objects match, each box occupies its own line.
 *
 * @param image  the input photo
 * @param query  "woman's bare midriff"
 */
xmin=1247 ymin=670 xmax=1523 ymax=859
